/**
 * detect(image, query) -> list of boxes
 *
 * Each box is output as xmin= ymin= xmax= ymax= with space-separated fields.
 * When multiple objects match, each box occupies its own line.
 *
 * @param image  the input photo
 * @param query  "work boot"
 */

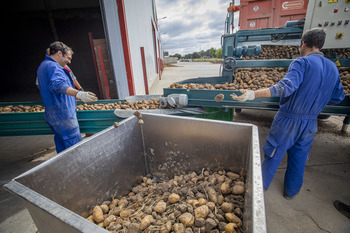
xmin=334 ymin=200 xmax=350 ymax=219
xmin=283 ymin=190 xmax=299 ymax=200
xmin=283 ymin=192 xmax=293 ymax=200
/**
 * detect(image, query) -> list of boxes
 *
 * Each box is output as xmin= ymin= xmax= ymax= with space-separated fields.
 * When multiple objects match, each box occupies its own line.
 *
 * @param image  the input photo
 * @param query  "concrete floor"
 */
xmin=1 ymin=61 xmax=350 ymax=232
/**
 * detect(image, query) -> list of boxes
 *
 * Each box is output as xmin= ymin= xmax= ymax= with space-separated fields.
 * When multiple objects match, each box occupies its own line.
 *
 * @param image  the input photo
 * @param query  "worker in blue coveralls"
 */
xmin=37 ymin=41 xmax=98 ymax=153
xmin=230 ymin=28 xmax=345 ymax=200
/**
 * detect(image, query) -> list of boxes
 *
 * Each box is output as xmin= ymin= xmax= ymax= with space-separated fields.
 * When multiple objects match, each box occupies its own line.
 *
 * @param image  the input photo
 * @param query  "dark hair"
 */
xmin=49 ymin=41 xmax=73 ymax=56
xmin=301 ymin=28 xmax=326 ymax=49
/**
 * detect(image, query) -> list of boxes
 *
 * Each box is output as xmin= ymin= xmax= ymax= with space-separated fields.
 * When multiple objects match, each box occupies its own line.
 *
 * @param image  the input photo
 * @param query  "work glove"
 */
xmin=76 ymin=91 xmax=98 ymax=103
xmin=230 ymin=89 xmax=255 ymax=102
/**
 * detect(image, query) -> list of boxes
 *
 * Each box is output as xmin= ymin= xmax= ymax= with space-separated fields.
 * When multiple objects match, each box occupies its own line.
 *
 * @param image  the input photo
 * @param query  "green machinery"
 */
xmin=0 ymin=100 xmax=125 ymax=136
xmin=163 ymin=22 xmax=350 ymax=132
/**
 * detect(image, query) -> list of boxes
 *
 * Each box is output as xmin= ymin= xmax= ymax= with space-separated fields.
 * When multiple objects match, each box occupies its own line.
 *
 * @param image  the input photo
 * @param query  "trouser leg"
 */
xmin=54 ymin=134 xmax=67 ymax=153
xmin=284 ymin=145 xmax=309 ymax=196
xmin=47 ymin=117 xmax=82 ymax=154
xmin=262 ymin=148 xmax=286 ymax=190
xmin=49 ymin=124 xmax=66 ymax=153
xmin=62 ymin=134 xmax=82 ymax=150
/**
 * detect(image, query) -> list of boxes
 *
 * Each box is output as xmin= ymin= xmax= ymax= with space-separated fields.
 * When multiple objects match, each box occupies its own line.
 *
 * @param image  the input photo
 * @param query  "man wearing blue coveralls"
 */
xmin=37 ymin=41 xmax=98 ymax=153
xmin=230 ymin=28 xmax=345 ymax=199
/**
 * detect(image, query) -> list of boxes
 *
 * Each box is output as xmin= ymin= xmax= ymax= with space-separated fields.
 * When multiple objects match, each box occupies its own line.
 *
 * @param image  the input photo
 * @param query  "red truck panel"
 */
xmin=239 ymin=0 xmax=308 ymax=29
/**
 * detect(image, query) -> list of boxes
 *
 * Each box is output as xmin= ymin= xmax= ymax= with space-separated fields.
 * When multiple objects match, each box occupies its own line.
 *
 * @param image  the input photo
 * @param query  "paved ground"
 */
xmin=1 ymin=61 xmax=349 ymax=232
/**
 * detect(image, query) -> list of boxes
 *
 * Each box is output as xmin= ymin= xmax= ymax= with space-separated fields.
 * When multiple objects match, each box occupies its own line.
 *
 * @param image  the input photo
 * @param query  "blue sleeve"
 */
xmin=269 ymin=59 xmax=305 ymax=97
xmin=328 ymin=78 xmax=345 ymax=105
xmin=49 ymin=66 xmax=71 ymax=94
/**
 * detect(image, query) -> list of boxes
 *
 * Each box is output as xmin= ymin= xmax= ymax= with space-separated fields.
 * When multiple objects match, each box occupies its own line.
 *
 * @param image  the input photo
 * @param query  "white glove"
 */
xmin=230 ymin=89 xmax=255 ymax=102
xmin=76 ymin=91 xmax=98 ymax=103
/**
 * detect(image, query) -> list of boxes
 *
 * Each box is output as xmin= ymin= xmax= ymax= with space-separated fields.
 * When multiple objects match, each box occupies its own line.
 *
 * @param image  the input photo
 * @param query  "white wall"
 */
xmin=124 ymin=0 xmax=160 ymax=95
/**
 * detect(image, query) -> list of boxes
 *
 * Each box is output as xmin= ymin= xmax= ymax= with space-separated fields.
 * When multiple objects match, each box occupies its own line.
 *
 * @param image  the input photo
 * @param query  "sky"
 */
xmin=155 ymin=0 xmax=239 ymax=56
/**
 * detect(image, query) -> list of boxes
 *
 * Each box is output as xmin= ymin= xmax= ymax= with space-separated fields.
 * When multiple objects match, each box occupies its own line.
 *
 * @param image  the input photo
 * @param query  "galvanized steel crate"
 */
xmin=4 ymin=114 xmax=266 ymax=233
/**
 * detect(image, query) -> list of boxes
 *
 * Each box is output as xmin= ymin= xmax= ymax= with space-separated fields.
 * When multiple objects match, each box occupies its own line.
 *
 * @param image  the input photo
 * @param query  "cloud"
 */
xmin=156 ymin=0 xmax=230 ymax=56
xmin=160 ymin=20 xmax=203 ymax=37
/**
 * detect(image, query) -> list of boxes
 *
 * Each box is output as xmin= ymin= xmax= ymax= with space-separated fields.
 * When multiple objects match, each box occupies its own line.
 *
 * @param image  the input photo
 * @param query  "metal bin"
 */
xmin=4 ymin=114 xmax=266 ymax=233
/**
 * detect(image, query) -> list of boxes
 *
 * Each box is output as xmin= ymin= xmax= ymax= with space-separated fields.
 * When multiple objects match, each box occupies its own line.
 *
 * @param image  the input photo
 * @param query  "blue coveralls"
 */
xmin=37 ymin=55 xmax=82 ymax=153
xmin=262 ymin=52 xmax=345 ymax=196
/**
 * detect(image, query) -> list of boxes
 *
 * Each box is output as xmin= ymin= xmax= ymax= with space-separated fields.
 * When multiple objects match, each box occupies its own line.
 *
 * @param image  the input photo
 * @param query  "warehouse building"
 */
xmin=2 ymin=0 xmax=163 ymax=101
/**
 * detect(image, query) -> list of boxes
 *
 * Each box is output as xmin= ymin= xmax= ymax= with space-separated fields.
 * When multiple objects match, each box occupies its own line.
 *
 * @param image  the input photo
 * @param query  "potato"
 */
xmin=133 ymin=110 xmax=142 ymax=118
xmin=100 ymin=204 xmax=109 ymax=214
xmin=120 ymin=209 xmax=132 ymax=218
xmin=160 ymin=221 xmax=172 ymax=233
xmin=154 ymin=200 xmax=167 ymax=213
xmin=225 ymin=213 xmax=242 ymax=227
xmin=140 ymin=215 xmax=154 ymax=230
xmin=198 ymin=198 xmax=206 ymax=206
xmin=221 ymin=182 xmax=231 ymax=195
xmin=179 ymin=212 xmax=195 ymax=227
xmin=194 ymin=205 xmax=209 ymax=219
xmin=214 ymin=94 xmax=224 ymax=102
xmin=206 ymin=187 xmax=218 ymax=204
xmin=92 ymin=206 xmax=104 ymax=223
xmin=226 ymin=172 xmax=240 ymax=180
xmin=217 ymin=195 xmax=224 ymax=206
xmin=225 ymin=222 xmax=238 ymax=233
xmin=87 ymin=215 xmax=94 ymax=223
xmin=97 ymin=222 xmax=104 ymax=227
xmin=168 ymin=193 xmax=180 ymax=204
xmin=188 ymin=199 xmax=199 ymax=208
xmin=103 ymin=215 xmax=116 ymax=227
xmin=232 ymin=185 xmax=245 ymax=195
xmin=118 ymin=198 xmax=128 ymax=208
xmin=234 ymin=208 xmax=242 ymax=217
xmin=173 ymin=223 xmax=185 ymax=233
xmin=235 ymin=181 xmax=245 ymax=187
xmin=221 ymin=202 xmax=234 ymax=213
xmin=207 ymin=202 xmax=216 ymax=211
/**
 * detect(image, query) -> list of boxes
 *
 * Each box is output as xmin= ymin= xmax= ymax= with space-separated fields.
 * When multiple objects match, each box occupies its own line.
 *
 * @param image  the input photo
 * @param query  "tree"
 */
xmin=215 ymin=48 xmax=223 ymax=58
xmin=192 ymin=52 xmax=200 ymax=59
xmin=170 ymin=53 xmax=182 ymax=59
xmin=209 ymin=48 xmax=216 ymax=58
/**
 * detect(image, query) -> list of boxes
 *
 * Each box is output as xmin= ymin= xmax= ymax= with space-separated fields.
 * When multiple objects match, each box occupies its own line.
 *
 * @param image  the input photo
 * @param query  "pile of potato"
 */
xmin=243 ymin=46 xmax=350 ymax=60
xmin=324 ymin=48 xmax=350 ymax=59
xmin=0 ymin=99 xmax=164 ymax=113
xmin=0 ymin=104 xmax=44 ymax=113
xmin=86 ymin=169 xmax=246 ymax=233
xmin=339 ymin=67 xmax=350 ymax=95
xmin=231 ymin=67 xmax=287 ymax=90
xmin=244 ymin=45 xmax=299 ymax=60
xmin=76 ymin=99 xmax=163 ymax=111
xmin=170 ymin=67 xmax=350 ymax=94
xmin=170 ymin=67 xmax=287 ymax=91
